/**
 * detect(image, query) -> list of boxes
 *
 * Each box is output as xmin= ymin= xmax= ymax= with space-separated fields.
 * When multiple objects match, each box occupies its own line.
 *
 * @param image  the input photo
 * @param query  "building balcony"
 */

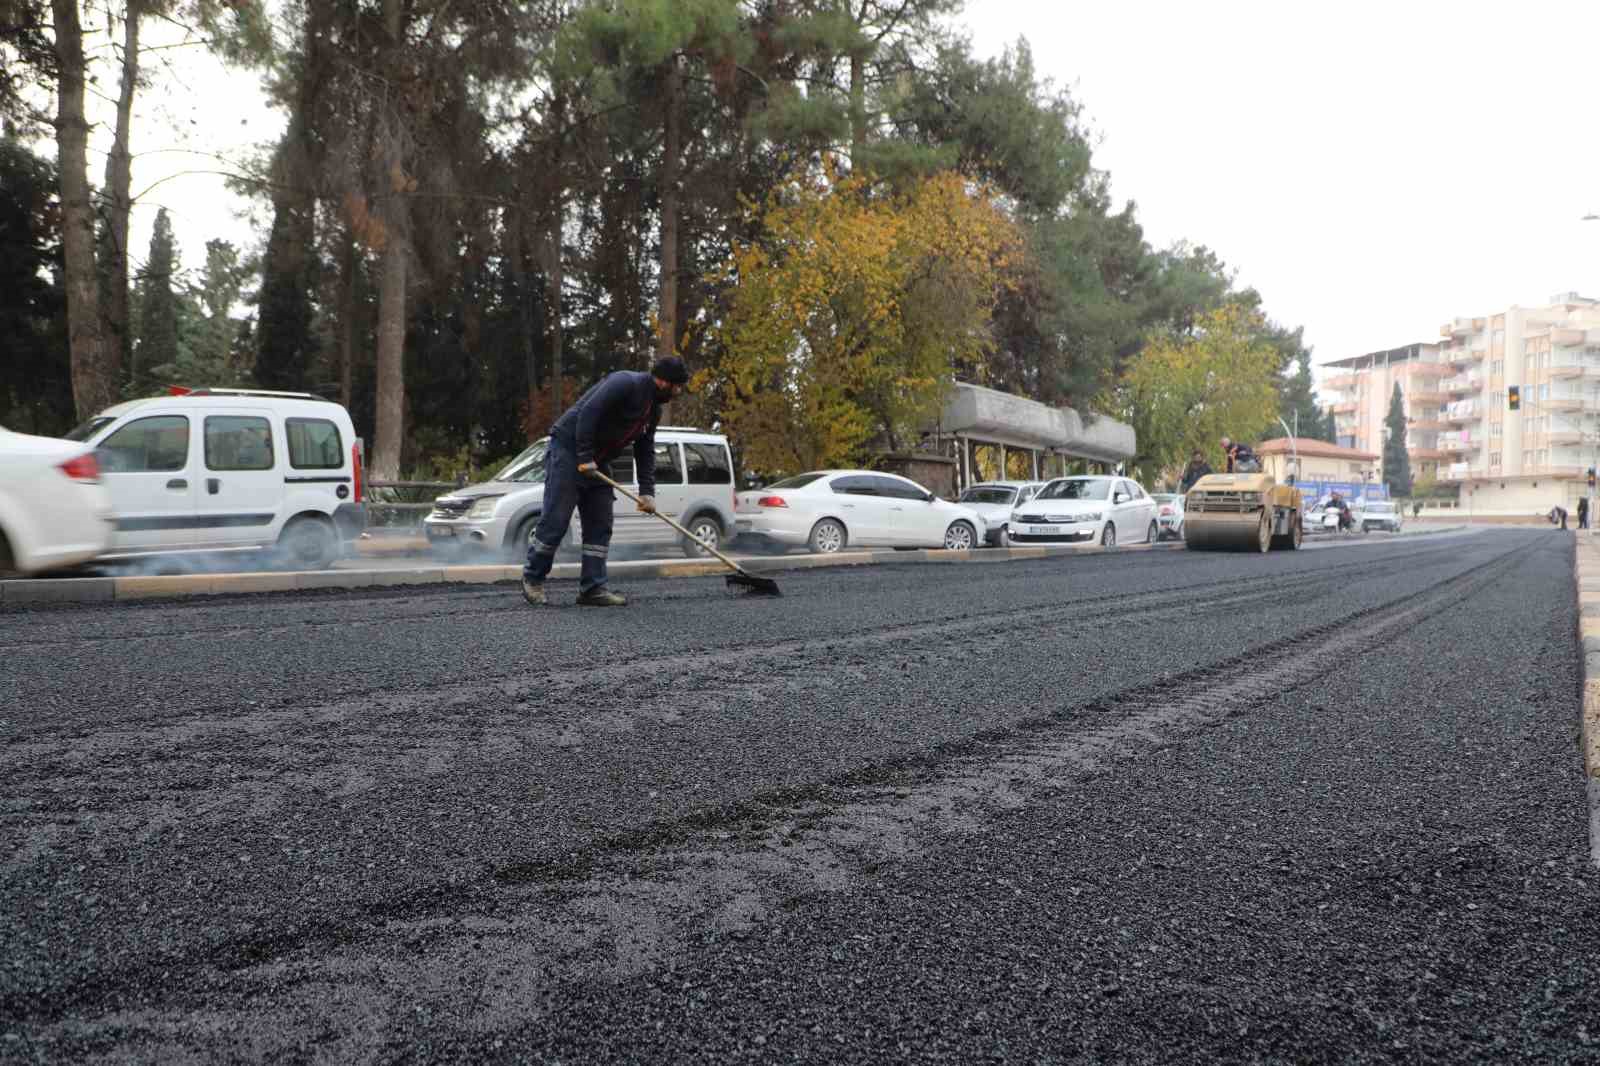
xmin=1524 ymin=465 xmax=1586 ymax=479
xmin=1442 ymin=376 xmax=1481 ymax=394
xmin=1409 ymin=419 xmax=1450 ymax=431
xmin=1440 ymin=463 xmax=1484 ymax=482
xmin=1450 ymin=347 xmax=1486 ymax=365
xmin=1547 ymin=430 xmax=1585 ymax=445
xmin=1443 ymin=318 xmax=1477 ymax=338
xmin=1544 ymin=397 xmax=1586 ymax=412
xmin=1405 ymin=361 xmax=1452 ymax=378
xmin=1407 ymin=448 xmax=1450 ymax=461
xmin=1553 ymin=328 xmax=1594 ymax=348
xmin=1438 ymin=438 xmax=1477 ymax=453
xmin=1331 ymin=402 xmax=1358 ymax=414
xmin=1409 ymin=389 xmax=1447 ymax=405
xmin=1323 ymin=372 xmax=1359 ymax=389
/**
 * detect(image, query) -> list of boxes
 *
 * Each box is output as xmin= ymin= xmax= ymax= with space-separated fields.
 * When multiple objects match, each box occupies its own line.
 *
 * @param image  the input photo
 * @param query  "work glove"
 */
xmin=577 ymin=462 xmax=598 ymax=476
xmin=636 ymin=495 xmax=657 ymax=514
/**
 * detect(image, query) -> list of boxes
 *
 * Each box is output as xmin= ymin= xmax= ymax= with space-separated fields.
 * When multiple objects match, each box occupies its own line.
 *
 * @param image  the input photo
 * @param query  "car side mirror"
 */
xmin=1113 ymin=492 xmax=1128 ymax=504
xmin=924 ymin=491 xmax=936 ymax=503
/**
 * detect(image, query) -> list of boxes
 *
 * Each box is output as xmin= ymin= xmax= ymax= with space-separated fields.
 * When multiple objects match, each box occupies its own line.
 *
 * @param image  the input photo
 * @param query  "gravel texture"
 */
xmin=1 ymin=528 xmax=1596 ymax=1063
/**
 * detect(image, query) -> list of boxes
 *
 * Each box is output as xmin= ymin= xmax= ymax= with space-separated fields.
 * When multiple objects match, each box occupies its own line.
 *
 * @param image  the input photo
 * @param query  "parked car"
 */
xmin=1361 ymin=499 xmax=1402 ymax=533
xmin=425 ymin=428 xmax=738 ymax=561
xmin=1151 ymin=492 xmax=1185 ymax=540
xmin=0 ymin=427 xmax=114 ymax=576
xmin=734 ymin=470 xmax=985 ymax=553
xmin=1007 ymin=475 xmax=1160 ymax=548
xmin=67 ymin=388 xmax=363 ymax=568
xmin=955 ymin=481 xmax=1047 ymax=546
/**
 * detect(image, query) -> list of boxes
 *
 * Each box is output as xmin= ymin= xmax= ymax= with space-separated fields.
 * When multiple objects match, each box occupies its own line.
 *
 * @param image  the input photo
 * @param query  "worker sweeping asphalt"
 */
xmin=521 ymin=354 xmax=780 ymax=606
xmin=521 ymin=356 xmax=690 ymax=607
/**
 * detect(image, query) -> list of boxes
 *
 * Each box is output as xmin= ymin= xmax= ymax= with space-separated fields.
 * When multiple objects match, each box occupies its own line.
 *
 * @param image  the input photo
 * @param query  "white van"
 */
xmin=424 ymin=428 xmax=738 ymax=560
xmin=68 ymin=388 xmax=364 ymax=568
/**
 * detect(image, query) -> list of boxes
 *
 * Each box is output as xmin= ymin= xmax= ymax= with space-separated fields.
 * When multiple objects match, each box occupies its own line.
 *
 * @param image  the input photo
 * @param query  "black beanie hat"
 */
xmin=651 ymin=355 xmax=690 ymax=384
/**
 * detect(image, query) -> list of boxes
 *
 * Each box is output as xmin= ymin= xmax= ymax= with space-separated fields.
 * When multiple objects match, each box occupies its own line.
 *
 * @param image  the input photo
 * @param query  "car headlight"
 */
xmin=1077 ymin=512 xmax=1102 ymax=523
xmin=467 ymin=495 xmax=504 ymax=519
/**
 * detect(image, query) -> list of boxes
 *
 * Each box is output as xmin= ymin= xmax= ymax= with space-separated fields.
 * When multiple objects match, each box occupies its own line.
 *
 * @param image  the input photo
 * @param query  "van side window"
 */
xmin=99 ymin=415 xmax=189 ymax=472
xmin=654 ymin=443 xmax=684 ymax=485
xmin=683 ymin=442 xmax=732 ymax=484
xmin=286 ymin=418 xmax=343 ymax=469
xmin=205 ymin=416 xmax=275 ymax=471
xmin=610 ymin=457 xmax=637 ymax=484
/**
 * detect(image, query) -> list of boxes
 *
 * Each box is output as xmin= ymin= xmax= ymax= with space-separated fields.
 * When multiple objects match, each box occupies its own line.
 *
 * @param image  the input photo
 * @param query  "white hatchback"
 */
xmin=735 ymin=470 xmax=986 ymax=553
xmin=0 ymin=427 xmax=113 ymax=575
xmin=1007 ymin=474 xmax=1160 ymax=548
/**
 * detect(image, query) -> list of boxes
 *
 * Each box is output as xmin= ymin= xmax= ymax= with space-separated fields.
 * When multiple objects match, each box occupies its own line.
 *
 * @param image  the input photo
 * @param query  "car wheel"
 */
xmin=808 ymin=518 xmax=847 ymax=554
xmin=277 ymin=516 xmax=338 ymax=570
xmin=1101 ymin=522 xmax=1117 ymax=548
xmin=997 ymin=525 xmax=1011 ymax=549
xmin=511 ymin=515 xmax=540 ymax=561
xmin=682 ymin=514 xmax=723 ymax=559
xmin=943 ymin=520 xmax=976 ymax=551
xmin=1146 ymin=519 xmax=1158 ymax=544
xmin=0 ymin=530 xmax=15 ymax=578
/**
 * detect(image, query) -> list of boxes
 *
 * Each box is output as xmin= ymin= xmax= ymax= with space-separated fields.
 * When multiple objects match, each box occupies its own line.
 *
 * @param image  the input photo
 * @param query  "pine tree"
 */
xmin=133 ymin=208 xmax=179 ymax=392
xmin=1382 ymin=382 xmax=1413 ymax=497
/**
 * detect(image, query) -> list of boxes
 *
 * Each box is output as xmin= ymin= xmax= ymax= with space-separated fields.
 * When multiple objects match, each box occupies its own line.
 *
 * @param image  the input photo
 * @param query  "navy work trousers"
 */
xmin=523 ymin=437 xmax=614 ymax=594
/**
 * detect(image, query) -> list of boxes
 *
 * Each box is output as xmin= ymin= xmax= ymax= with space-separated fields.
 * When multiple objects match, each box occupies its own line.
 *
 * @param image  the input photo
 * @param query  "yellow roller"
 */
xmin=1183 ymin=472 xmax=1303 ymax=553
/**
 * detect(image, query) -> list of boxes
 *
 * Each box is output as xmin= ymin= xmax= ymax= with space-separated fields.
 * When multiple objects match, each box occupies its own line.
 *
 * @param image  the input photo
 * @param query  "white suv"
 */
xmin=424 ymin=428 xmax=739 ymax=560
xmin=68 ymin=388 xmax=364 ymax=568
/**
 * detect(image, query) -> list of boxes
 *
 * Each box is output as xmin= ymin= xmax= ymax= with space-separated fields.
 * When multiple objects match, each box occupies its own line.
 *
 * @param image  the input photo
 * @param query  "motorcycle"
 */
xmin=1321 ymin=505 xmax=1356 ymax=534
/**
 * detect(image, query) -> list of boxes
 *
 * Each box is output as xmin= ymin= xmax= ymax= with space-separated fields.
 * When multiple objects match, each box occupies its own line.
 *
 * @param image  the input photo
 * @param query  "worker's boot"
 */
xmin=521 ymin=579 xmax=546 ymax=606
xmin=575 ymin=586 xmax=626 ymax=607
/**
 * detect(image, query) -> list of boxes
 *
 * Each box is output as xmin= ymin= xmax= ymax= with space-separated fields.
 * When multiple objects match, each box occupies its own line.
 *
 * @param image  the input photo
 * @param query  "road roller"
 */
xmin=1183 ymin=471 xmax=1303 ymax=552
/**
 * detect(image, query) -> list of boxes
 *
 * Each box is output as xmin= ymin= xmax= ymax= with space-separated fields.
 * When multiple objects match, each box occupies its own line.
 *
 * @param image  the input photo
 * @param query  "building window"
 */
xmin=1490 ymin=452 xmax=1502 ymax=466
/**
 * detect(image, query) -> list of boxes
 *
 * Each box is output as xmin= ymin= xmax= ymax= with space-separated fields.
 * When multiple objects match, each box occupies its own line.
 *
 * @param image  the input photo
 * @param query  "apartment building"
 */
xmin=1321 ymin=293 xmax=1600 ymax=515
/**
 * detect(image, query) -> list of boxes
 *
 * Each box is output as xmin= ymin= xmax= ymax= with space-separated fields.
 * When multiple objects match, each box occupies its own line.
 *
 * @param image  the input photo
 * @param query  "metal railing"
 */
xmin=363 ymin=478 xmax=464 ymax=529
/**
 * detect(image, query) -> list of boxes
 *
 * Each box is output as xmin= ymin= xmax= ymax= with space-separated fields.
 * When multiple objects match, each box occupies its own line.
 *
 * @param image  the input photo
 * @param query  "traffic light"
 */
xmin=1508 ymin=385 xmax=1520 ymax=411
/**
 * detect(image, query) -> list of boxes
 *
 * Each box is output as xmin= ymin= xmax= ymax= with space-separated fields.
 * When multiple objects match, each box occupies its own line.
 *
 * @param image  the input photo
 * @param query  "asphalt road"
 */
xmin=2 ymin=529 xmax=1596 ymax=1063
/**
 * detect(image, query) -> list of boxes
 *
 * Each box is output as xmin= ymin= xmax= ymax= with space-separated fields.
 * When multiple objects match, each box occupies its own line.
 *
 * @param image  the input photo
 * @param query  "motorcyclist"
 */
xmin=1329 ymin=492 xmax=1354 ymax=532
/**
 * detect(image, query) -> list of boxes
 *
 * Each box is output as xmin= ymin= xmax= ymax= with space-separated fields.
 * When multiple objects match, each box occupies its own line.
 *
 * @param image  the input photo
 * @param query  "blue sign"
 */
xmin=1294 ymin=479 xmax=1389 ymax=504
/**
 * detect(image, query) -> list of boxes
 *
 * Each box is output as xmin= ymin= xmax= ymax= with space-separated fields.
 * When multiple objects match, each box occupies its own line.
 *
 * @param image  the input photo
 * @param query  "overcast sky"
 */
xmin=110 ymin=0 xmax=1600 ymax=383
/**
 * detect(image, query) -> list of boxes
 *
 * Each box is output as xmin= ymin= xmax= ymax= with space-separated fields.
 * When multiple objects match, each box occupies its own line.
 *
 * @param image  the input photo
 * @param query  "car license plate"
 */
xmin=1028 ymin=525 xmax=1061 ymax=535
xmin=429 ymin=526 xmax=455 ymax=538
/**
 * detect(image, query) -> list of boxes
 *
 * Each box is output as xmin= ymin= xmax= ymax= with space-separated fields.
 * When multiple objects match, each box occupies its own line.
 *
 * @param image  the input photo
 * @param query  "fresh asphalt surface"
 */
xmin=2 ymin=529 xmax=1597 ymax=1063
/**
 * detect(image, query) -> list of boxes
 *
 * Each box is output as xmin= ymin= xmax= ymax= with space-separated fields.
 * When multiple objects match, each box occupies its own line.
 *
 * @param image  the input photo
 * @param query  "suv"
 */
xmin=1361 ymin=499 xmax=1402 ymax=533
xmin=67 ymin=388 xmax=364 ymax=568
xmin=424 ymin=428 xmax=738 ymax=561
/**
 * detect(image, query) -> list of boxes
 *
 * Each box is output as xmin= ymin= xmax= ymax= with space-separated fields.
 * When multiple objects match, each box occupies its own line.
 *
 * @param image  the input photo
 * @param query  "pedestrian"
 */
xmin=1180 ymin=450 xmax=1212 ymax=492
xmin=1549 ymin=505 xmax=1569 ymax=530
xmin=1579 ymin=496 xmax=1589 ymax=530
xmin=521 ymin=355 xmax=691 ymax=607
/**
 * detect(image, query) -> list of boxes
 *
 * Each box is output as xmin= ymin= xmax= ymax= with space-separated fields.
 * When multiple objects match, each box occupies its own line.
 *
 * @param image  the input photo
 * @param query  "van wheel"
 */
xmin=682 ymin=514 xmax=723 ymax=559
xmin=277 ymin=516 xmax=338 ymax=570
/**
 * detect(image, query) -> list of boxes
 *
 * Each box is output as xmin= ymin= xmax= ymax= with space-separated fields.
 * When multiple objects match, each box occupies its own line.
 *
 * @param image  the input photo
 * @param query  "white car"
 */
xmin=955 ymin=481 xmax=1047 ymax=546
xmin=1151 ymin=492 xmax=1185 ymax=540
xmin=0 ymin=427 xmax=114 ymax=576
xmin=735 ymin=470 xmax=986 ymax=553
xmin=1007 ymin=475 xmax=1160 ymax=548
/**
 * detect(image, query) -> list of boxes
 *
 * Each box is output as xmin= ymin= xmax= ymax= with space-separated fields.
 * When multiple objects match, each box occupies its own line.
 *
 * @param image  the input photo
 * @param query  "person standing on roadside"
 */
xmin=1180 ymin=450 xmax=1213 ymax=492
xmin=1578 ymin=495 xmax=1589 ymax=530
xmin=521 ymin=356 xmax=691 ymax=607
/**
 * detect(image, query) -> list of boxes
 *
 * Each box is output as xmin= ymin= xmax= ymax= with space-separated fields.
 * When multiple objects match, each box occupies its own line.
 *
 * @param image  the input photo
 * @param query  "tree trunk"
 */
xmin=849 ymin=49 xmax=865 ymax=164
xmin=102 ymin=0 xmax=141 ymax=385
xmin=372 ymin=238 xmax=407 ymax=480
xmin=53 ymin=0 xmax=111 ymax=419
xmin=542 ymin=196 xmax=563 ymax=410
xmin=370 ymin=0 xmax=409 ymax=480
xmin=338 ymin=229 xmax=357 ymax=409
xmin=657 ymin=54 xmax=681 ymax=359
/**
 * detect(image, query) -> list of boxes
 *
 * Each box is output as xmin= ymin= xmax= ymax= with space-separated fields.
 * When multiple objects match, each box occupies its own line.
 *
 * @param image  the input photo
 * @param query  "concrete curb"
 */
xmin=0 ymin=542 xmax=1118 ymax=606
xmin=1576 ymin=540 xmax=1600 ymax=868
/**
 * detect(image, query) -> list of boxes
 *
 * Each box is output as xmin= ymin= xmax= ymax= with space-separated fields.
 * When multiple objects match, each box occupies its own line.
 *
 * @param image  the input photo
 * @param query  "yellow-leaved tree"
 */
xmin=703 ymin=167 xmax=1020 ymax=474
xmin=1100 ymin=303 xmax=1282 ymax=487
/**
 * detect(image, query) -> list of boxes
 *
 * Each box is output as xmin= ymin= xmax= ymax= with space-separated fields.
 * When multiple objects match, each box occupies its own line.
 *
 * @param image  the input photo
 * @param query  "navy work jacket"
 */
xmin=551 ymin=371 xmax=663 ymax=496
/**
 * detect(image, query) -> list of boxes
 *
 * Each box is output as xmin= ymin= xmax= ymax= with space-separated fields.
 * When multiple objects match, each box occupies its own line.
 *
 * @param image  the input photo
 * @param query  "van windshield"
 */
xmin=495 ymin=440 xmax=549 ymax=484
